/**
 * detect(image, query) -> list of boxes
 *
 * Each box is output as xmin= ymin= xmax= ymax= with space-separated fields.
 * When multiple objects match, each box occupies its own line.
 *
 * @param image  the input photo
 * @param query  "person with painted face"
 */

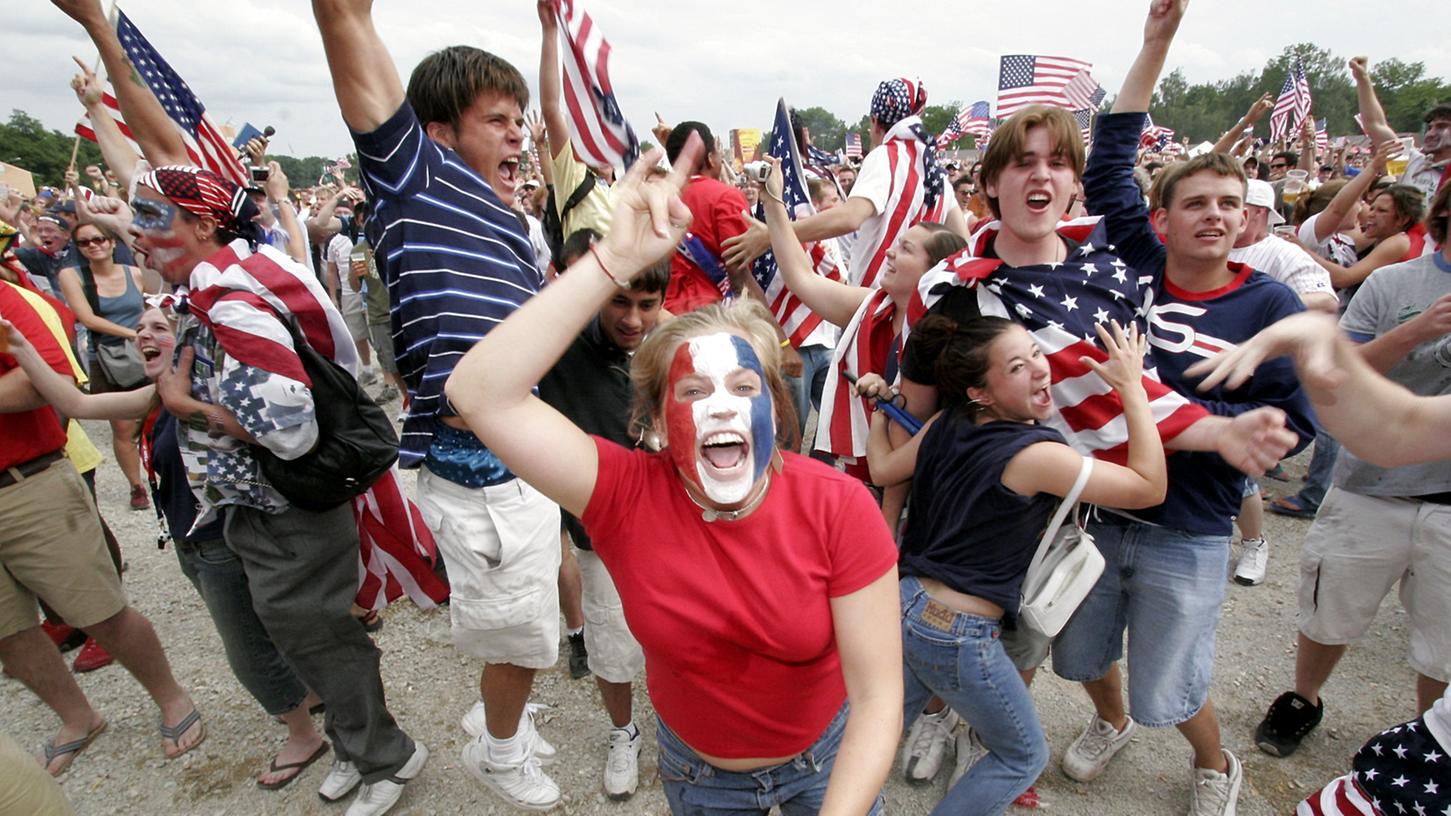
xmin=448 ymin=138 xmax=902 ymax=816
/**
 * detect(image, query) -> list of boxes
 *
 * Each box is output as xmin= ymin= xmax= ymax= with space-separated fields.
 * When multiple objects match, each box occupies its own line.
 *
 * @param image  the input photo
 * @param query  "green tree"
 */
xmin=792 ymin=106 xmax=847 ymax=151
xmin=0 ymin=110 xmax=104 ymax=189
xmin=1372 ymin=59 xmax=1451 ymax=132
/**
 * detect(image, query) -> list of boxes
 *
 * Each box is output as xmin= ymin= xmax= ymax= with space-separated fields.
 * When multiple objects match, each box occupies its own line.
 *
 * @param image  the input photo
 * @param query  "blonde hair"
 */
xmin=629 ymin=300 xmax=800 ymax=451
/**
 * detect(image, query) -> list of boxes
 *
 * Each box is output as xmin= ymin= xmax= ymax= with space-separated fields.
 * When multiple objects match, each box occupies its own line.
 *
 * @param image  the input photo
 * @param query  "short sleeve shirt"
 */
xmin=550 ymin=140 xmax=614 ymax=238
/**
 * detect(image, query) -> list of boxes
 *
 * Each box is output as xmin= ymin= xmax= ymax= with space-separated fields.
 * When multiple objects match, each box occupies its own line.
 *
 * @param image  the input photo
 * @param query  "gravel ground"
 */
xmin=1 ymin=410 xmax=1421 ymax=815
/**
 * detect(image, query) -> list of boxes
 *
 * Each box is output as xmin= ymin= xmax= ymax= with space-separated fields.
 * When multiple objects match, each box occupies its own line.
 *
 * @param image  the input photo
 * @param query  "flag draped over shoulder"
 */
xmin=185 ymin=241 xmax=447 ymax=610
xmin=74 ymin=9 xmax=246 ymax=186
xmin=850 ymin=116 xmax=951 ymax=290
xmin=552 ymin=0 xmax=640 ymax=171
xmin=815 ymin=288 xmax=897 ymax=460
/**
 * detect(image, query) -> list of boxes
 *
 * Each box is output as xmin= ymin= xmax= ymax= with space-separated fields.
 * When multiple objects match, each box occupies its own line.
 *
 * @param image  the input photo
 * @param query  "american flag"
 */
xmin=1270 ymin=59 xmax=1313 ymax=142
xmin=936 ymin=101 xmax=992 ymax=150
xmin=750 ymin=98 xmax=843 ymax=348
xmin=1315 ymin=118 xmax=1329 ymax=153
xmin=1074 ymin=109 xmax=1094 ymax=147
xmin=552 ymin=0 xmax=640 ymax=171
xmin=845 ymin=132 xmax=864 ymax=159
xmin=183 ymin=241 xmax=446 ymax=611
xmin=1297 ymin=715 xmax=1450 ymax=816
xmin=909 ymin=217 xmax=1208 ymax=461
xmin=1140 ymin=114 xmax=1176 ymax=151
xmin=807 ymin=144 xmax=841 ymax=166
xmin=74 ymin=10 xmax=246 ymax=186
xmin=997 ymin=54 xmax=1095 ymax=117
xmin=815 ymin=288 xmax=896 ymax=460
xmin=1063 ymin=69 xmax=1107 ymax=112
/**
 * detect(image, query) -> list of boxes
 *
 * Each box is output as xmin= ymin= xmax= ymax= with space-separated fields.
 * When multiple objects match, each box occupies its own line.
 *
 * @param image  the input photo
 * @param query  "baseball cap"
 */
xmin=1244 ymin=180 xmax=1285 ymax=226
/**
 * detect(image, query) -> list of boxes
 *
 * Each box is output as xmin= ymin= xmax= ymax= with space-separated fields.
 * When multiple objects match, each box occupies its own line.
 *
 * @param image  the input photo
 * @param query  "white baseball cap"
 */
xmin=1244 ymin=179 xmax=1285 ymax=226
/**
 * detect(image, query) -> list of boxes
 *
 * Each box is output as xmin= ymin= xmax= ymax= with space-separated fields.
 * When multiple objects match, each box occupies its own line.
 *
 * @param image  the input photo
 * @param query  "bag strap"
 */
xmin=1025 ymin=455 xmax=1094 ymax=577
xmin=560 ymin=171 xmax=596 ymax=220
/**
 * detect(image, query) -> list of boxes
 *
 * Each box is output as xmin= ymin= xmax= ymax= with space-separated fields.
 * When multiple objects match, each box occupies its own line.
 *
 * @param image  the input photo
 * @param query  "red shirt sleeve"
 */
xmin=714 ymin=185 xmax=750 ymax=245
xmin=581 ymin=435 xmax=650 ymax=552
xmin=1 ymin=283 xmax=72 ymax=378
xmin=825 ymin=477 xmax=898 ymax=597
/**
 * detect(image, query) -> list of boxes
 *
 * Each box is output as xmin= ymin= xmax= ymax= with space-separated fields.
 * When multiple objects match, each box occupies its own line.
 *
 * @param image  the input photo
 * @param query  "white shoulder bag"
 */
xmin=1019 ymin=456 xmax=1105 ymax=637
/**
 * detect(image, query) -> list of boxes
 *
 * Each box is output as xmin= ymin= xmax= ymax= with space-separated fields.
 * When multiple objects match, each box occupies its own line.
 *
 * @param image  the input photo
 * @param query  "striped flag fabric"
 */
xmin=962 ymin=101 xmax=993 ymax=139
xmin=1062 ymin=69 xmax=1107 ymax=112
xmin=845 ymin=132 xmax=864 ymax=159
xmin=806 ymin=144 xmax=841 ymax=166
xmin=1270 ymin=59 xmax=1313 ymax=142
xmin=936 ymin=101 xmax=992 ymax=150
xmin=815 ymin=288 xmax=897 ymax=460
xmin=1140 ymin=114 xmax=1176 ymax=151
xmin=1295 ymin=774 xmax=1378 ymax=816
xmin=1074 ymin=109 xmax=1094 ymax=146
xmin=750 ymin=98 xmax=842 ymax=348
xmin=997 ymin=54 xmax=1095 ymax=117
xmin=74 ymin=10 xmax=246 ymax=186
xmin=1315 ymin=118 xmax=1329 ymax=153
xmin=552 ymin=0 xmax=640 ymax=171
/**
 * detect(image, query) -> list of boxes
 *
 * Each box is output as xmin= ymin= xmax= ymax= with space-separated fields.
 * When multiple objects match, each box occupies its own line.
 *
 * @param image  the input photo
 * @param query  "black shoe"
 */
xmin=1255 ymin=691 xmax=1323 ymax=757
xmin=567 ymin=631 xmax=589 ymax=680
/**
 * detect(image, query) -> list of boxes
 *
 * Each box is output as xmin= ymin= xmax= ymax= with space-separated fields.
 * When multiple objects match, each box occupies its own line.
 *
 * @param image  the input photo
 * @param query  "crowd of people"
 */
xmin=1 ymin=0 xmax=1449 ymax=814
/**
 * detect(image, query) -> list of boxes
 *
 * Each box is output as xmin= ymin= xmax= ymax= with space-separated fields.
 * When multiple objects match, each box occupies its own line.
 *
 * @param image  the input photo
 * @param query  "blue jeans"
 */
xmin=1296 ymin=426 xmax=1340 ymax=510
xmin=786 ymin=344 xmax=833 ymax=441
xmin=900 ymin=577 xmax=1047 ymax=816
xmin=1051 ymin=518 xmax=1229 ymax=727
xmin=174 ymin=536 xmax=308 ymax=716
xmin=656 ymin=702 xmax=885 ymax=815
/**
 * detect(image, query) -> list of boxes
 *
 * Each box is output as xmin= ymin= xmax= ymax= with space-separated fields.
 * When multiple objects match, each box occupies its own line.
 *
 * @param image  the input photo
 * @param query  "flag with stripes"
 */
xmin=847 ymin=116 xmax=951 ymax=290
xmin=1074 ymin=109 xmax=1094 ymax=147
xmin=845 ymin=132 xmax=864 ymax=159
xmin=1296 ymin=774 xmax=1378 ymax=816
xmin=73 ymin=10 xmax=245 ymax=186
xmin=807 ymin=144 xmax=841 ymax=166
xmin=1315 ymin=118 xmax=1329 ymax=153
xmin=552 ymin=0 xmax=640 ymax=171
xmin=1140 ymin=114 xmax=1176 ymax=151
xmin=1270 ymin=59 xmax=1313 ymax=142
xmin=936 ymin=101 xmax=992 ymax=150
xmin=815 ymin=288 xmax=896 ymax=460
xmin=750 ymin=99 xmax=841 ymax=348
xmin=183 ymin=241 xmax=446 ymax=611
xmin=997 ymin=54 xmax=1095 ymax=117
xmin=1063 ymin=69 xmax=1107 ymax=112
xmin=909 ymin=217 xmax=1208 ymax=462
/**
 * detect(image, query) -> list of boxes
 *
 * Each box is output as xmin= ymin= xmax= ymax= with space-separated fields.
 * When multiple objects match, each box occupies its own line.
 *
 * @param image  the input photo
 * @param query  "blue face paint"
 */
xmin=132 ymin=197 xmax=179 ymax=232
xmin=729 ymin=334 xmax=775 ymax=488
xmin=664 ymin=332 xmax=776 ymax=505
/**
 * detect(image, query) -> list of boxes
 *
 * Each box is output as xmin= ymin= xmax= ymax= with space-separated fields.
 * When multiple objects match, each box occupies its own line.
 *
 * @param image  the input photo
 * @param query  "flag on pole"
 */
xmin=996 ymin=54 xmax=1095 ymax=117
xmin=1062 ymin=69 xmax=1106 ymax=112
xmin=751 ymin=99 xmax=841 ymax=348
xmin=551 ymin=0 xmax=640 ymax=171
xmin=1314 ymin=118 xmax=1329 ymax=153
xmin=74 ymin=9 xmax=246 ymax=186
xmin=845 ymin=132 xmax=864 ymax=160
xmin=1270 ymin=58 xmax=1313 ymax=142
xmin=1074 ymin=109 xmax=1094 ymax=146
xmin=1139 ymin=114 xmax=1176 ymax=151
xmin=936 ymin=101 xmax=992 ymax=150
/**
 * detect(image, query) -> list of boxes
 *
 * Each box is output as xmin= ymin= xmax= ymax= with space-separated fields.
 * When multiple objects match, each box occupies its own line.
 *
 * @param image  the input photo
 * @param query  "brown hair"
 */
xmin=915 ymin=222 xmax=969 ymax=267
xmin=406 ymin=46 xmax=529 ymax=131
xmin=1149 ymin=152 xmax=1247 ymax=211
xmin=1427 ymin=179 xmax=1451 ymax=247
xmin=629 ymin=300 xmax=799 ymax=452
xmin=1371 ymin=184 xmax=1426 ymax=233
xmin=979 ymin=106 xmax=1086 ymax=219
xmin=907 ymin=314 xmax=1018 ymax=412
xmin=1294 ymin=179 xmax=1349 ymax=225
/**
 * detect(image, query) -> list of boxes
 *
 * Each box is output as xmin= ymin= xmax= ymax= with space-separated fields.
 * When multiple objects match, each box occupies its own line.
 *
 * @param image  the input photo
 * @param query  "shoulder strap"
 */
xmin=560 ymin=170 xmax=596 ymax=220
xmin=1026 ymin=455 xmax=1094 ymax=577
xmin=75 ymin=261 xmax=101 ymax=317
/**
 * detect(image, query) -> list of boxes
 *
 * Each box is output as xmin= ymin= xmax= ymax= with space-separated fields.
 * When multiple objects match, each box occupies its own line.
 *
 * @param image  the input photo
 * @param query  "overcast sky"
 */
xmin=11 ymin=1 xmax=1449 ymax=162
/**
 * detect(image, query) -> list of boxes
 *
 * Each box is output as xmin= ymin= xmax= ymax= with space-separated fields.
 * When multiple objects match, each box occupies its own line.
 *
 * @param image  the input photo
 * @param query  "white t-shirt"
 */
xmin=844 ymin=135 xmax=959 ymax=287
xmin=1401 ymin=145 xmax=1448 ymax=209
xmin=526 ymin=214 xmax=551 ymax=277
xmin=1228 ymin=235 xmax=1333 ymax=302
xmin=327 ymin=233 xmax=357 ymax=296
xmin=1296 ymin=213 xmax=1358 ymax=267
xmin=1428 ymin=686 xmax=1451 ymax=759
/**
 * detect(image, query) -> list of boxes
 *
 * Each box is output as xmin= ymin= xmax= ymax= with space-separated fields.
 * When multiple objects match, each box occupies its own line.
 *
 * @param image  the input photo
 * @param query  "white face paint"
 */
xmin=665 ymin=332 xmax=774 ymax=505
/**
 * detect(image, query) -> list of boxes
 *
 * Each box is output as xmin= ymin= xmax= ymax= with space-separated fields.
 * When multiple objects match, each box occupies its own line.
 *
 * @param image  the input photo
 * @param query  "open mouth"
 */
xmin=1194 ymin=229 xmax=1225 ymax=241
xmin=499 ymin=156 xmax=520 ymax=188
xmin=1031 ymin=384 xmax=1052 ymax=410
xmin=699 ymin=431 xmax=749 ymax=472
xmin=1025 ymin=192 xmax=1052 ymax=214
xmin=139 ymin=345 xmax=162 ymax=361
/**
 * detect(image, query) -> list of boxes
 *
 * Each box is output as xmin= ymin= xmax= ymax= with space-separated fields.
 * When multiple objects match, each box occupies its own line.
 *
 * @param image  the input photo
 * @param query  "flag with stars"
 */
xmin=1074 ymin=108 xmax=1094 ymax=147
xmin=997 ymin=54 xmax=1095 ymax=117
xmin=909 ymin=216 xmax=1208 ymax=461
xmin=74 ymin=9 xmax=246 ymax=186
xmin=750 ymin=98 xmax=842 ymax=348
xmin=807 ymin=144 xmax=841 ymax=166
xmin=845 ymin=132 xmax=864 ymax=159
xmin=936 ymin=101 xmax=992 ymax=150
xmin=1140 ymin=114 xmax=1176 ymax=151
xmin=1299 ymin=712 xmax=1449 ymax=816
xmin=1271 ymin=58 xmax=1314 ymax=143
xmin=1315 ymin=118 xmax=1330 ymax=153
xmin=552 ymin=0 xmax=640 ymax=171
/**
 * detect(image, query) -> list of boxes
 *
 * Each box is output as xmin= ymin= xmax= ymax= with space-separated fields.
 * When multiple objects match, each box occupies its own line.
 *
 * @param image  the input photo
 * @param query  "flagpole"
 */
xmin=68 ymin=0 xmax=119 ymax=173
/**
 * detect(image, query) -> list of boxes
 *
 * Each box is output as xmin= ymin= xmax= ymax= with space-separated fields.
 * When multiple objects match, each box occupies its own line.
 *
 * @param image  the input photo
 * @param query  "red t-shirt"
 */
xmin=0 ymin=282 xmax=72 ymax=470
xmin=581 ymin=437 xmax=897 ymax=758
xmin=665 ymin=176 xmax=749 ymax=314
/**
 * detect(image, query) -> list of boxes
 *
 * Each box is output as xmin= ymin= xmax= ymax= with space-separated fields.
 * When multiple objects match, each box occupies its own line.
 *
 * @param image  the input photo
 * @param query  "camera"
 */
xmin=742 ymin=161 xmax=772 ymax=183
xmin=250 ymin=166 xmax=270 ymax=183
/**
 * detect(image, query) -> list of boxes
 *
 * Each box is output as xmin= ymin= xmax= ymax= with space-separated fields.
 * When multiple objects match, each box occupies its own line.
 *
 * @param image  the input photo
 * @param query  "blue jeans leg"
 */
xmin=1297 ymin=426 xmax=1339 ymax=510
xmin=899 ymin=578 xmax=1048 ymax=816
xmin=175 ymin=537 xmax=308 ymax=716
xmin=656 ymin=703 xmax=885 ymax=816
xmin=787 ymin=344 xmax=833 ymax=444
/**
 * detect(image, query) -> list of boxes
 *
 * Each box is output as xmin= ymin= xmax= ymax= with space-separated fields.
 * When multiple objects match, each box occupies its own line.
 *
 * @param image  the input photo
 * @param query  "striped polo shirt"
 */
xmin=353 ymin=102 xmax=542 ymax=469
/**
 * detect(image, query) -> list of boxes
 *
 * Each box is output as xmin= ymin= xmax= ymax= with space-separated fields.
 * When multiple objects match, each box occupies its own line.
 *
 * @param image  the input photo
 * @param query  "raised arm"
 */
xmin=1350 ymin=56 xmax=1398 ymax=147
xmin=1112 ymin=0 xmax=1189 ymax=114
xmin=758 ymin=156 xmax=871 ymax=327
xmin=51 ymin=0 xmax=190 ymax=166
xmin=0 ymin=317 xmax=154 ymax=420
xmin=536 ymin=1 xmax=572 ymax=157
xmin=1297 ymin=119 xmax=1318 ymax=172
xmin=445 ymin=138 xmax=702 ymax=517
xmin=264 ymin=162 xmax=308 ymax=265
xmin=311 ymin=0 xmax=407 ymax=133
xmin=71 ymin=58 xmax=141 ymax=191
xmin=1213 ymin=93 xmax=1273 ymax=155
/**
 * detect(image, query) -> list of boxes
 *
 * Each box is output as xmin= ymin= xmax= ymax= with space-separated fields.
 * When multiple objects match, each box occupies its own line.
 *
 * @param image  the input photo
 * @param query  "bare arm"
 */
xmin=311 ymin=0 xmax=406 ymax=134
xmin=819 ymin=570 xmax=902 ymax=816
xmin=721 ymin=196 xmax=873 ymax=271
xmin=1311 ymin=141 xmax=1390 ymax=242
xmin=0 ymin=318 xmax=153 ymax=419
xmin=154 ymin=346 xmax=256 ymax=444
xmin=58 ymin=268 xmax=136 ymax=339
xmin=1324 ymin=235 xmax=1410 ymax=291
xmin=536 ymin=1 xmax=571 ymax=157
xmin=1297 ymin=119 xmax=1318 ymax=172
xmin=759 ymin=158 xmax=871 ymax=327
xmin=1351 ymin=56 xmax=1398 ymax=147
xmin=1358 ymin=292 xmax=1451 ymax=374
xmin=71 ymin=58 xmax=141 ymax=191
xmin=52 ymin=0 xmax=189 ymax=166
xmin=1112 ymin=0 xmax=1189 ymax=114
xmin=1213 ymin=93 xmax=1273 ymax=155
xmin=865 ymin=409 xmax=940 ymax=487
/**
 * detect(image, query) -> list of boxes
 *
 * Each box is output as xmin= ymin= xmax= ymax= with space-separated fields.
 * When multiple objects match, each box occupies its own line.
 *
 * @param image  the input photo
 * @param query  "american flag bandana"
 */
xmin=183 ymin=241 xmax=446 ymax=611
xmin=870 ymin=78 xmax=943 ymax=213
xmin=137 ymin=165 xmax=260 ymax=244
xmin=909 ymin=217 xmax=1207 ymax=462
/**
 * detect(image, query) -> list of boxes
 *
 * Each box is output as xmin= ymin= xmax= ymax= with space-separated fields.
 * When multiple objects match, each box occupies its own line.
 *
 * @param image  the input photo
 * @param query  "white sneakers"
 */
xmin=1062 ymin=715 xmax=1136 ymax=782
xmin=603 ymin=726 xmax=642 ymax=800
xmin=461 ymin=701 xmax=557 ymax=764
xmin=1233 ymin=537 xmax=1269 ymax=586
xmin=1189 ymin=749 xmax=1243 ymax=816
xmin=461 ymin=737 xmax=561 ymax=811
xmin=331 ymin=742 xmax=428 ymax=816
xmin=949 ymin=727 xmax=987 ymax=787
xmin=901 ymin=706 xmax=960 ymax=783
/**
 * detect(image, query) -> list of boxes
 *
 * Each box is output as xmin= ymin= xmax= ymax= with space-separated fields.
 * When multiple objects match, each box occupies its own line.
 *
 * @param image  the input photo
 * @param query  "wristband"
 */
xmin=590 ymin=244 xmax=629 ymax=288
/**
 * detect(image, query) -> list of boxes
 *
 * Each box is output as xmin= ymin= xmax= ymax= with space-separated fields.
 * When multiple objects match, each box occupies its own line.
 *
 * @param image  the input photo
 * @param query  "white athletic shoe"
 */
xmin=901 ymin=706 xmax=960 ymax=783
xmin=1188 ymin=749 xmax=1242 ymax=816
xmin=344 ymin=742 xmax=428 ymax=816
xmin=603 ymin=726 xmax=642 ymax=800
xmin=1062 ymin=715 xmax=1136 ymax=782
xmin=318 ymin=758 xmax=361 ymax=802
xmin=949 ymin=727 xmax=988 ymax=787
xmin=1233 ymin=537 xmax=1269 ymax=586
xmin=461 ymin=736 xmax=561 ymax=811
xmin=460 ymin=701 xmax=557 ymax=765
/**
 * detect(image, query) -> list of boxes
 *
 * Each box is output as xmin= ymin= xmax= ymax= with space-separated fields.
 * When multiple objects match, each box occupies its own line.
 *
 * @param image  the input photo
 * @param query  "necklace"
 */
xmin=683 ymin=473 xmax=772 ymax=523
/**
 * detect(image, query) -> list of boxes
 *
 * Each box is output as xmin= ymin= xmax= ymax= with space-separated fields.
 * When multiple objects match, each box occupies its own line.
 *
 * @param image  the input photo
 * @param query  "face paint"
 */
xmin=664 ymin=332 xmax=775 ymax=505
xmin=132 ymin=197 xmax=179 ymax=232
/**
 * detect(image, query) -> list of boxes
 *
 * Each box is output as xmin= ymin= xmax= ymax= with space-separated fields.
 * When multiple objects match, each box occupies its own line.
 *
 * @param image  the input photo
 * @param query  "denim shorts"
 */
xmin=656 ymin=702 xmax=885 ymax=816
xmin=1050 ymin=517 xmax=1230 ymax=727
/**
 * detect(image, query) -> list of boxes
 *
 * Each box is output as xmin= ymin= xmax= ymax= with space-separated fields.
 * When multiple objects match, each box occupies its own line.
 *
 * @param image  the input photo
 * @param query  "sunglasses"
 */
xmin=1270 ymin=163 xmax=1288 ymax=169
xmin=75 ymin=236 xmax=111 ymax=248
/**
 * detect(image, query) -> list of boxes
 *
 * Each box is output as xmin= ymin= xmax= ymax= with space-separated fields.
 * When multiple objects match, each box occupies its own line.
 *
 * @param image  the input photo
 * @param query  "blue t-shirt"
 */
xmin=1085 ymin=112 xmax=1316 ymax=535
xmin=150 ymin=410 xmax=224 ymax=544
xmin=899 ymin=414 xmax=1064 ymax=620
xmin=351 ymin=102 xmax=542 ymax=473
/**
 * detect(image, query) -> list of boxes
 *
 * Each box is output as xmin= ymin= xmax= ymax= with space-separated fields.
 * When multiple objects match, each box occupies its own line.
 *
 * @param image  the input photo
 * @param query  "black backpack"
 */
xmin=251 ymin=313 xmax=398 ymax=511
xmin=540 ymin=171 xmax=597 ymax=261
